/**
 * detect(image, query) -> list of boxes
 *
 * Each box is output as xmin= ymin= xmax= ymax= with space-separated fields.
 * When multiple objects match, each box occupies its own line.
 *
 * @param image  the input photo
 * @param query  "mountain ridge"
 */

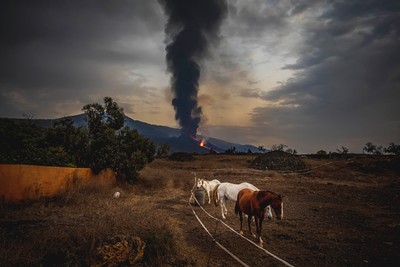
xmin=5 ymin=114 xmax=261 ymax=154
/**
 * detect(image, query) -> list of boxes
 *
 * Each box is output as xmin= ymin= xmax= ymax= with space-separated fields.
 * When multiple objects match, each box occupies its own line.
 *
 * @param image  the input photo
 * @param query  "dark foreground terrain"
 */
xmin=1 ymin=155 xmax=400 ymax=266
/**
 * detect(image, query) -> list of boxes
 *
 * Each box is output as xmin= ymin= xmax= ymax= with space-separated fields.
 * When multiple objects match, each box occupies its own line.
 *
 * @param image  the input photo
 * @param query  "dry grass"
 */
xmin=2 ymin=154 xmax=399 ymax=266
xmin=0 ymin=176 xmax=188 ymax=266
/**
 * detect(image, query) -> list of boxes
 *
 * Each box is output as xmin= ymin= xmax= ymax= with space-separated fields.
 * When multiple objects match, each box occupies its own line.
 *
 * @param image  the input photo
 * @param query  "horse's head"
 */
xmin=196 ymin=178 xmax=204 ymax=189
xmin=270 ymin=194 xmax=284 ymax=220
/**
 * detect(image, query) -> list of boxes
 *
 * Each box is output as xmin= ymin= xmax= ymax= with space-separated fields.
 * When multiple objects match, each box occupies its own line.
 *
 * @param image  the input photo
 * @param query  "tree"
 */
xmin=0 ymin=97 xmax=155 ymax=182
xmin=157 ymin=143 xmax=170 ymax=157
xmin=385 ymin=143 xmax=400 ymax=156
xmin=115 ymin=127 xmax=156 ymax=182
xmin=317 ymin=150 xmax=327 ymax=155
xmin=271 ymin=144 xmax=297 ymax=154
xmin=225 ymin=146 xmax=236 ymax=154
xmin=271 ymin=144 xmax=288 ymax=151
xmin=363 ymin=142 xmax=384 ymax=155
xmin=363 ymin=142 xmax=376 ymax=154
xmin=336 ymin=146 xmax=349 ymax=154
xmin=258 ymin=146 xmax=266 ymax=153
xmin=82 ymin=97 xmax=155 ymax=182
xmin=103 ymin=96 xmax=125 ymax=130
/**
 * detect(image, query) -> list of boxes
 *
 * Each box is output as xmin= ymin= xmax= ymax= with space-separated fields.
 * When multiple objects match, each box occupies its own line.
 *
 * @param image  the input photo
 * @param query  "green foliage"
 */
xmin=83 ymin=97 xmax=155 ymax=182
xmin=0 ymin=97 xmax=156 ymax=183
xmin=258 ymin=145 xmax=266 ymax=153
xmin=157 ymin=143 xmax=170 ymax=157
xmin=384 ymin=142 xmax=400 ymax=156
xmin=336 ymin=146 xmax=349 ymax=154
xmin=225 ymin=146 xmax=236 ymax=154
xmin=0 ymin=118 xmax=73 ymax=166
xmin=271 ymin=144 xmax=297 ymax=154
xmin=363 ymin=142 xmax=383 ymax=155
xmin=114 ymin=127 xmax=156 ymax=183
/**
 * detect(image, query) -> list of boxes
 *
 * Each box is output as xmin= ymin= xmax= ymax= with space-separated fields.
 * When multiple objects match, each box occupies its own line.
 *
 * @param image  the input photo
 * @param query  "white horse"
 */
xmin=213 ymin=182 xmax=273 ymax=220
xmin=196 ymin=178 xmax=221 ymax=204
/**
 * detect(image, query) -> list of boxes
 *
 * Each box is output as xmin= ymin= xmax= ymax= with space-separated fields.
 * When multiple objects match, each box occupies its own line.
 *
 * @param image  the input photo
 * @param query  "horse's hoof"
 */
xmin=239 ymin=231 xmax=244 ymax=235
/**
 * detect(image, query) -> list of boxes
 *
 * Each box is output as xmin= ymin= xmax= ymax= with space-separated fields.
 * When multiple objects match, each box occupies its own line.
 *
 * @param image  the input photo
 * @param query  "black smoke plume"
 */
xmin=159 ymin=0 xmax=227 ymax=137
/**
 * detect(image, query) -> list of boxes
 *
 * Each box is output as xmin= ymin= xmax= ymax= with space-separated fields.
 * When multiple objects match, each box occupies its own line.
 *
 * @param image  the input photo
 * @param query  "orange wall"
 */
xmin=0 ymin=164 xmax=116 ymax=202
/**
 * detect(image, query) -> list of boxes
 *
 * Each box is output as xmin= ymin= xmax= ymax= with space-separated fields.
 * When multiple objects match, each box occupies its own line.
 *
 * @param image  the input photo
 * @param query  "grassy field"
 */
xmin=1 ymin=154 xmax=399 ymax=266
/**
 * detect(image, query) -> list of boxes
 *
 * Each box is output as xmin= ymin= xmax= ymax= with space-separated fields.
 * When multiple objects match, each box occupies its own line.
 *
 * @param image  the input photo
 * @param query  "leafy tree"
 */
xmin=317 ymin=150 xmax=327 ymax=155
xmin=363 ymin=142 xmax=376 ymax=154
xmin=225 ymin=146 xmax=236 ymax=154
xmin=258 ymin=146 xmax=266 ymax=153
xmin=115 ymin=127 xmax=156 ymax=182
xmin=385 ymin=143 xmax=400 ymax=156
xmin=0 ymin=118 xmax=75 ymax=166
xmin=271 ymin=144 xmax=297 ymax=154
xmin=336 ymin=146 xmax=349 ymax=154
xmin=1 ymin=97 xmax=156 ymax=182
xmin=271 ymin=144 xmax=288 ymax=151
xmin=363 ymin=142 xmax=384 ymax=155
xmin=103 ymin=96 xmax=125 ymax=130
xmin=157 ymin=143 xmax=170 ymax=157
xmin=82 ymin=102 xmax=105 ymax=136
xmin=82 ymin=97 xmax=155 ymax=182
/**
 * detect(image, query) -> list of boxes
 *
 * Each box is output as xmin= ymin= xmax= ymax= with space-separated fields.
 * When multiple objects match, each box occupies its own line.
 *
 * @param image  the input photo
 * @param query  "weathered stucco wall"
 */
xmin=0 ymin=164 xmax=116 ymax=202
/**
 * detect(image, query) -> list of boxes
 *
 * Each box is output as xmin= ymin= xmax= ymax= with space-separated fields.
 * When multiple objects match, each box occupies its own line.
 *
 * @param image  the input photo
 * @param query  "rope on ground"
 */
xmin=189 ymin=201 xmax=250 ymax=267
xmin=189 ymin=190 xmax=295 ymax=267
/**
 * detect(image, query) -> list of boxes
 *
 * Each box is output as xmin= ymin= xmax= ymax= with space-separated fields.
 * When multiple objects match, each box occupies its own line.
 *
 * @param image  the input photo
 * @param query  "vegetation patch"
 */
xmin=250 ymin=150 xmax=308 ymax=172
xmin=168 ymin=152 xmax=195 ymax=162
xmin=91 ymin=235 xmax=145 ymax=266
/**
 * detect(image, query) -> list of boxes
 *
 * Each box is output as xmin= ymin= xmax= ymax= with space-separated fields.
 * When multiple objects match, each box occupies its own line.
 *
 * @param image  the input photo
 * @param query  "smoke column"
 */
xmin=159 ymin=0 xmax=227 ymax=137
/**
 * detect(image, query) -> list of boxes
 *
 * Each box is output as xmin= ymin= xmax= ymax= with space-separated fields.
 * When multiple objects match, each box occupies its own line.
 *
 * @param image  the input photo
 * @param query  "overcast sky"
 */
xmin=1 ymin=0 xmax=399 ymax=153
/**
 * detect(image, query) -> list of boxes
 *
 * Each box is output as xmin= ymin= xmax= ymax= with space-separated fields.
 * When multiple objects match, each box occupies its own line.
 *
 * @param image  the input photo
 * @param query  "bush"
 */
xmin=250 ymin=150 xmax=308 ymax=172
xmin=168 ymin=152 xmax=194 ymax=162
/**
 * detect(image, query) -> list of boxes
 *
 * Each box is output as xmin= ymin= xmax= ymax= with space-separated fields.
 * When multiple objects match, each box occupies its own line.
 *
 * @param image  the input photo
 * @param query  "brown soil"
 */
xmin=1 ymin=155 xmax=400 ymax=266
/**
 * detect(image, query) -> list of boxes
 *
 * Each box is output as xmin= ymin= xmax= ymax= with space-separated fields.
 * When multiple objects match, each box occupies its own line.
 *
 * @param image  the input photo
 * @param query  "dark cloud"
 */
xmin=0 ymin=0 xmax=164 ymax=118
xmin=250 ymin=0 xmax=400 ymax=152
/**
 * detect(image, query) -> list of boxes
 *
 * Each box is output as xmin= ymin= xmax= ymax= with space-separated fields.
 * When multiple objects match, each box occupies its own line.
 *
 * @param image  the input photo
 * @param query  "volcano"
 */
xmin=8 ymin=114 xmax=261 ymax=154
xmin=161 ymin=135 xmax=223 ymax=154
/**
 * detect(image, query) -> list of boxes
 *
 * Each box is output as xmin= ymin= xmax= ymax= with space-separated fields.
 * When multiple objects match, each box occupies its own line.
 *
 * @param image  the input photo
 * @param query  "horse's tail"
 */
xmin=235 ymin=199 xmax=240 ymax=215
xmin=213 ymin=184 xmax=220 ymax=207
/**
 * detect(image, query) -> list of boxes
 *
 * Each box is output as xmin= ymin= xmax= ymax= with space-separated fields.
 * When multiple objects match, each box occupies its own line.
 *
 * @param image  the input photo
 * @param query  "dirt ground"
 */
xmin=1 ymin=154 xmax=400 ymax=266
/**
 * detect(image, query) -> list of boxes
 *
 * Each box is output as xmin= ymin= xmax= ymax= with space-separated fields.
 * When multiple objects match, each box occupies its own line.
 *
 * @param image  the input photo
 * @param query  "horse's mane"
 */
xmin=256 ymin=190 xmax=282 ymax=201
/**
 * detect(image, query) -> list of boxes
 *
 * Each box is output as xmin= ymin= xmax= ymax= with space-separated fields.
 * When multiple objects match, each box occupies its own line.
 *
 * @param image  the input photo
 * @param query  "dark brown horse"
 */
xmin=235 ymin=188 xmax=284 ymax=246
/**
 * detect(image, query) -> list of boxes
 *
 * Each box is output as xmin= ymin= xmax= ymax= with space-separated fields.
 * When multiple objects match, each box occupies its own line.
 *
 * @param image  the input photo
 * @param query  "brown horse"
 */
xmin=235 ymin=188 xmax=284 ymax=246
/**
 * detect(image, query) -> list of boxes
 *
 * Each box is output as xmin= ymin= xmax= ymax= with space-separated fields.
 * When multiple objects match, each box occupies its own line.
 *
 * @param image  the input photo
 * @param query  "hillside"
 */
xmin=6 ymin=114 xmax=261 ymax=154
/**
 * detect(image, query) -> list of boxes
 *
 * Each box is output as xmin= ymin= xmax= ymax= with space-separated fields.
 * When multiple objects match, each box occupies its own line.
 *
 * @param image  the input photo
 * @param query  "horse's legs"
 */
xmin=247 ymin=215 xmax=256 ymax=238
xmin=239 ymin=210 xmax=244 ymax=235
xmin=220 ymin=198 xmax=227 ymax=219
xmin=222 ymin=198 xmax=228 ymax=216
xmin=257 ymin=217 xmax=265 ymax=246
xmin=206 ymin=189 xmax=211 ymax=204
xmin=266 ymin=205 xmax=273 ymax=220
